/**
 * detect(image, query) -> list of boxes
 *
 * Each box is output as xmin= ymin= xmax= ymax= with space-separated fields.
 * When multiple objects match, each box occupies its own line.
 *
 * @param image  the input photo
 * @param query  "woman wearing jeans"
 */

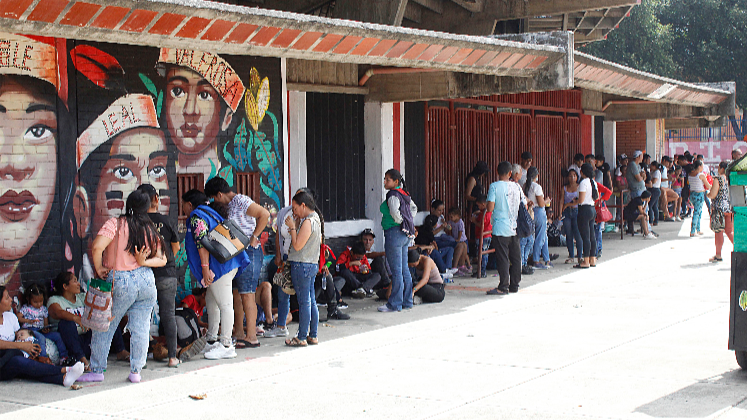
xmin=575 ymin=164 xmax=599 ymax=269
xmin=284 ymin=191 xmax=323 ymax=347
xmin=688 ymin=160 xmax=711 ymax=237
xmin=562 ymin=169 xmax=582 ymax=265
xmin=524 ymin=167 xmax=553 ymax=269
xmin=379 ymin=169 xmax=418 ymax=313
xmin=78 ymin=190 xmax=166 ymax=384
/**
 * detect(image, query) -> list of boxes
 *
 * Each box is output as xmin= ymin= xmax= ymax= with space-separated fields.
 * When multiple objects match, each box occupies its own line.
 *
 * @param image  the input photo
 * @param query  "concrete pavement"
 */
xmin=1 ymin=217 xmax=745 ymax=419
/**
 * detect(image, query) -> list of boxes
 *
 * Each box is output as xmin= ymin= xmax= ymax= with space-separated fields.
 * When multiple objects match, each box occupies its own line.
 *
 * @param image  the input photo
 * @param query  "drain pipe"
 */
xmin=359 ymin=67 xmax=442 ymax=86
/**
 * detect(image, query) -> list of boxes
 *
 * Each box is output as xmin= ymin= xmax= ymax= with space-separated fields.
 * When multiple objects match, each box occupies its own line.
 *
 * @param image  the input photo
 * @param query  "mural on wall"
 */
xmin=0 ymin=33 xmax=284 ymax=299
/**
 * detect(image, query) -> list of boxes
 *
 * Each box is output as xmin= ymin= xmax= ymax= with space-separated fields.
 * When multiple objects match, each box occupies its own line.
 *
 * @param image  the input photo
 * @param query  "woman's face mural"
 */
xmin=0 ymin=77 xmax=57 ymax=262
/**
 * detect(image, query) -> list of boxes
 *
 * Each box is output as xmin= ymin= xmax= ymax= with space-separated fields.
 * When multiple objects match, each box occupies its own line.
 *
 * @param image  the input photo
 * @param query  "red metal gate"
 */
xmin=425 ymin=90 xmax=585 ymax=217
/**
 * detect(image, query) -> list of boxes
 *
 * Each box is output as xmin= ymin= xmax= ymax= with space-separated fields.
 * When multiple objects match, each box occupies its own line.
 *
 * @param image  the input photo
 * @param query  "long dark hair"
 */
xmin=524 ymin=167 xmax=538 ymax=196
xmin=292 ymin=190 xmax=325 ymax=244
xmin=465 ymin=161 xmax=489 ymax=186
xmin=580 ymin=163 xmax=599 ymax=201
xmin=385 ymin=168 xmax=409 ymax=194
xmin=121 ymin=190 xmax=165 ymax=258
xmin=50 ymin=272 xmax=75 ymax=296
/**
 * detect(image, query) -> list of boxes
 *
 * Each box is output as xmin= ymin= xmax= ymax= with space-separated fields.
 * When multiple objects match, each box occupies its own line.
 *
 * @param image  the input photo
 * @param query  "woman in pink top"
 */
xmin=78 ymin=190 xmax=166 ymax=384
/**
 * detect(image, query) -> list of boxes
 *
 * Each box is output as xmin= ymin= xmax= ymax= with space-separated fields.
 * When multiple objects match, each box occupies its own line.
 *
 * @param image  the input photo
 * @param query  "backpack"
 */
xmin=516 ymin=202 xmax=534 ymax=238
xmin=173 ymin=307 xmax=201 ymax=348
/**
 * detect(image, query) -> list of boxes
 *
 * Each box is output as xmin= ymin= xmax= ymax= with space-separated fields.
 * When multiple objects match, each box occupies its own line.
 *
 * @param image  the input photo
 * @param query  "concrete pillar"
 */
xmin=287 ymin=91 xmax=307 ymax=195
xmin=603 ymin=120 xmax=616 ymax=167
xmin=280 ymin=58 xmax=290 ymax=206
xmin=646 ymin=119 xmax=657 ymax=159
xmin=364 ymin=101 xmax=394 ymax=252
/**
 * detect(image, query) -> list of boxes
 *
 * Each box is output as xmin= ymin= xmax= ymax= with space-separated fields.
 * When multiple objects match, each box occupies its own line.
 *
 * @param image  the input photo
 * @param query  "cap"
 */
xmin=633 ymin=150 xmax=643 ymax=158
xmin=157 ymin=48 xmax=246 ymax=113
xmin=521 ymin=151 xmax=533 ymax=160
xmin=77 ymin=94 xmax=159 ymax=169
xmin=361 ymin=228 xmax=376 ymax=238
xmin=620 ymin=153 xmax=628 ymax=160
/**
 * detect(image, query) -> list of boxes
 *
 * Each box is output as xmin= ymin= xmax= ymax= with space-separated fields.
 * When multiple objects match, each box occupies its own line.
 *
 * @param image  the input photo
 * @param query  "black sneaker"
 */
xmin=328 ymin=309 xmax=350 ymax=320
xmin=365 ymin=289 xmax=375 ymax=298
xmin=338 ymin=300 xmax=349 ymax=309
xmin=521 ymin=265 xmax=534 ymax=275
xmin=508 ymin=287 xmax=519 ymax=293
xmin=549 ymin=254 xmax=560 ymax=261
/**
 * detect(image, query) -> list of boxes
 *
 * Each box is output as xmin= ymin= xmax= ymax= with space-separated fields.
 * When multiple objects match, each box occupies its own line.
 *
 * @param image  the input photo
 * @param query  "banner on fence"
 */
xmin=666 ymin=140 xmax=747 ymax=165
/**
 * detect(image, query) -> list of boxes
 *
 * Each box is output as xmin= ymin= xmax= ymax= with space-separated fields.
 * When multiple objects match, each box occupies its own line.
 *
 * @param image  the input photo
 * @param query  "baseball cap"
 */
xmin=361 ymin=228 xmax=376 ymax=238
xmin=633 ymin=150 xmax=643 ymax=158
xmin=620 ymin=153 xmax=628 ymax=160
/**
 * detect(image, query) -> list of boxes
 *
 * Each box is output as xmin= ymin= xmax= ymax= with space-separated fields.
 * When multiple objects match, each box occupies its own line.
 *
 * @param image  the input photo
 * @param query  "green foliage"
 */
xmin=581 ymin=0 xmax=747 ymax=107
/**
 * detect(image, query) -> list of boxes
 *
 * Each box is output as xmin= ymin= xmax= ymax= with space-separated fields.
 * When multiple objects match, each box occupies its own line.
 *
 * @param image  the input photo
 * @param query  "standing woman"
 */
xmin=465 ymin=161 xmax=490 ymax=212
xmin=562 ymin=169 xmax=582 ymax=264
xmin=137 ymin=184 xmax=181 ymax=368
xmin=576 ymin=164 xmax=599 ymax=269
xmin=284 ymin=191 xmax=323 ymax=347
xmin=648 ymin=162 xmax=662 ymax=226
xmin=524 ymin=167 xmax=553 ymax=269
xmin=79 ymin=190 xmax=166 ymax=384
xmin=708 ymin=161 xmax=733 ymax=262
xmin=688 ymin=160 xmax=711 ymax=237
xmin=379 ymin=169 xmax=418 ymax=313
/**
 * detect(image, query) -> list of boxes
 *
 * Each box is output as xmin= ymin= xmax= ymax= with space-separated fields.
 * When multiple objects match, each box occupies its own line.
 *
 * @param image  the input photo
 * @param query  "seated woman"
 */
xmin=0 ymin=285 xmax=85 ymax=386
xmin=624 ymin=190 xmax=654 ymax=238
xmin=414 ymin=215 xmax=455 ymax=275
xmin=48 ymin=272 xmax=128 ymax=371
xmin=408 ymin=250 xmax=445 ymax=304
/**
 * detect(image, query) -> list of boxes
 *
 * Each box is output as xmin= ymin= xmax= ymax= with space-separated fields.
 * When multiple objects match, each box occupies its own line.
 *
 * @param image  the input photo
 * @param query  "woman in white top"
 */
xmin=647 ymin=162 xmax=662 ymax=226
xmin=575 ymin=164 xmax=599 ymax=269
xmin=688 ymin=160 xmax=711 ymax=237
xmin=523 ymin=167 xmax=553 ymax=269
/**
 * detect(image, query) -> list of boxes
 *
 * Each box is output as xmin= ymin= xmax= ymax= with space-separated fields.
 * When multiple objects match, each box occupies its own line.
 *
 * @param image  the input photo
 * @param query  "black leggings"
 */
xmin=578 ymin=205 xmax=597 ymax=258
xmin=415 ymin=283 xmax=445 ymax=303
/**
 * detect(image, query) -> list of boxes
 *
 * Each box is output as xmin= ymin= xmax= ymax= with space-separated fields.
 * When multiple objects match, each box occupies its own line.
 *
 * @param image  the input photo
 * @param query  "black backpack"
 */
xmin=173 ymin=307 xmax=201 ymax=348
xmin=516 ymin=202 xmax=535 ymax=238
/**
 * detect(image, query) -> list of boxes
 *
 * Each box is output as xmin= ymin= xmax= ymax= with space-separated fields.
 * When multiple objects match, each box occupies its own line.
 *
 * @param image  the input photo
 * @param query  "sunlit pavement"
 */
xmin=1 ymin=212 xmax=745 ymax=420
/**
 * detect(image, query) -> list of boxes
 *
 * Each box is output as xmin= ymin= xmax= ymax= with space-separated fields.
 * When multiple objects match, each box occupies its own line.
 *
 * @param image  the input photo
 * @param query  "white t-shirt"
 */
xmin=434 ymin=215 xmax=446 ymax=237
xmin=526 ymin=182 xmax=544 ymax=206
xmin=578 ymin=178 xmax=595 ymax=206
xmin=228 ymin=194 xmax=258 ymax=238
xmin=660 ymin=166 xmax=669 ymax=188
xmin=276 ymin=205 xmax=293 ymax=257
xmin=652 ymin=169 xmax=661 ymax=188
xmin=0 ymin=311 xmax=20 ymax=342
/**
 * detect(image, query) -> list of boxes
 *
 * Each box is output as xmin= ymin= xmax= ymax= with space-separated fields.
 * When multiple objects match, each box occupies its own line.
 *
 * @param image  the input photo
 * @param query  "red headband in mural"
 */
xmin=76 ymin=94 xmax=159 ymax=169
xmin=0 ymin=33 xmax=68 ymax=105
xmin=157 ymin=48 xmax=246 ymax=113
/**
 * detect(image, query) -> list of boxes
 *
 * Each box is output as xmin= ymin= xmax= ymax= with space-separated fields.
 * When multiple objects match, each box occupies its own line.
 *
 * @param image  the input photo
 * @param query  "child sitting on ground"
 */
xmin=447 ymin=207 xmax=472 ymax=276
xmin=337 ymin=241 xmax=380 ymax=299
xmin=16 ymin=284 xmax=71 ymax=365
xmin=470 ymin=195 xmax=492 ymax=278
xmin=181 ymin=288 xmax=208 ymax=328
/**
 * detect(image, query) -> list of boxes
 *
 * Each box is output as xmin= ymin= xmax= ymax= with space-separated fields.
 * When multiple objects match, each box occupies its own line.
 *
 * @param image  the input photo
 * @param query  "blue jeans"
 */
xmin=58 ymin=319 xmax=125 ymax=362
xmin=90 ymin=266 xmax=156 ymax=374
xmin=291 ymin=261 xmax=319 ymax=340
xmin=520 ymin=234 xmax=534 ymax=266
xmin=0 ymin=354 xmax=64 ymax=384
xmin=434 ymin=246 xmax=454 ymax=271
xmin=235 ymin=245 xmax=263 ymax=294
xmin=595 ymin=223 xmax=603 ymax=256
xmin=30 ymin=329 xmax=68 ymax=358
xmin=563 ymin=207 xmax=582 ymax=259
xmin=532 ymin=207 xmax=550 ymax=263
xmin=630 ymin=188 xmax=643 ymax=199
xmin=434 ymin=235 xmax=456 ymax=250
xmin=384 ymin=227 xmax=413 ymax=311
xmin=691 ymin=192 xmax=705 ymax=234
xmin=477 ymin=236 xmax=492 ymax=273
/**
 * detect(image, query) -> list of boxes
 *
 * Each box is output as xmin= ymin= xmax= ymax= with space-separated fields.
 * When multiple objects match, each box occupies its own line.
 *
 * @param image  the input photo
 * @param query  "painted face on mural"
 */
xmin=163 ymin=66 xmax=231 ymax=156
xmin=91 ymin=127 xmax=170 ymax=235
xmin=0 ymin=78 xmax=57 ymax=262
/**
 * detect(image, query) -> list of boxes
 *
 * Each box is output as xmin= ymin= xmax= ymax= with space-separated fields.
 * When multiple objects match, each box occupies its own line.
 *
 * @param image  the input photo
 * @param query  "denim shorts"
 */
xmin=233 ymin=245 xmax=263 ymax=294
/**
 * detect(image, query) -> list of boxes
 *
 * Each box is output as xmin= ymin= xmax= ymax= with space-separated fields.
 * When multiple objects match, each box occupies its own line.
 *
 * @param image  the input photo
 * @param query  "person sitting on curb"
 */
xmin=624 ymin=190 xmax=655 ymax=239
xmin=360 ymin=228 xmax=392 ymax=292
xmin=409 ymin=250 xmax=446 ymax=304
xmin=337 ymin=241 xmax=383 ymax=299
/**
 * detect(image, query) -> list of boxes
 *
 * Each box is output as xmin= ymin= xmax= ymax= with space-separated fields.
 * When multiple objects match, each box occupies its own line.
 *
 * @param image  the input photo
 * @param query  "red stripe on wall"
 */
xmin=393 ymin=102 xmax=401 ymax=171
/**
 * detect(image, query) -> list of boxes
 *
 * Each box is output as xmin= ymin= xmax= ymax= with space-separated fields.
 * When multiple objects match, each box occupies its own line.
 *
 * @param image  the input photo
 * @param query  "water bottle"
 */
xmin=322 ymin=275 xmax=327 ymax=290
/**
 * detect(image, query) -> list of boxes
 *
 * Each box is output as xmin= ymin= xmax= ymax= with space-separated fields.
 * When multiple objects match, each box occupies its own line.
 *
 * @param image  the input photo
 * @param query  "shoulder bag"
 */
xmin=595 ymin=201 xmax=612 ymax=223
xmin=82 ymin=219 xmax=118 ymax=332
xmin=197 ymin=206 xmax=251 ymax=264
xmin=517 ymin=202 xmax=534 ymax=238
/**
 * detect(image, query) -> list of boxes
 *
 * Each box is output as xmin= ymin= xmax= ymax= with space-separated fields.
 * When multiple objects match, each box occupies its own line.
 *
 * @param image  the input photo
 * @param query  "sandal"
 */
xmin=285 ymin=337 xmax=307 ymax=347
xmin=236 ymin=339 xmax=260 ymax=348
xmin=573 ymin=264 xmax=590 ymax=269
xmin=564 ymin=258 xmax=574 ymax=264
xmin=709 ymin=256 xmax=723 ymax=263
xmin=486 ymin=288 xmax=508 ymax=295
xmin=306 ymin=337 xmax=319 ymax=345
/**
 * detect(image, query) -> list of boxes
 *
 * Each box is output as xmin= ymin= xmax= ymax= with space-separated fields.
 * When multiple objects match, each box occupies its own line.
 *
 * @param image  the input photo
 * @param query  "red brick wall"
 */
xmin=616 ymin=120 xmax=647 ymax=158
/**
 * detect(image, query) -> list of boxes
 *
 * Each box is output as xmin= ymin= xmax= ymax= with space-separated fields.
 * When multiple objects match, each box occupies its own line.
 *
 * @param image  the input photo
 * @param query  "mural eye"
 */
xmin=24 ymin=125 xmax=54 ymax=144
xmin=170 ymin=87 xmax=185 ymax=99
xmin=149 ymin=166 xmax=166 ymax=179
xmin=198 ymin=91 xmax=213 ymax=101
xmin=112 ymin=166 xmax=134 ymax=181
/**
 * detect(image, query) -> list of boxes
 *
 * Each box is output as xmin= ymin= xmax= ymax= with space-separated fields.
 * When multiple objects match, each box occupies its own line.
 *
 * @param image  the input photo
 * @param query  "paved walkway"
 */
xmin=1 ymin=217 xmax=745 ymax=419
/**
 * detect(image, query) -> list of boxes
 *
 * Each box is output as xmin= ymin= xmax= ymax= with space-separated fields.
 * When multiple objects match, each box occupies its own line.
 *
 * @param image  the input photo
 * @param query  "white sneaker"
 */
xmin=675 ymin=217 xmax=682 ymax=222
xmin=378 ymin=304 xmax=397 ymax=312
xmin=264 ymin=326 xmax=290 ymax=338
xmin=441 ymin=272 xmax=454 ymax=280
xmin=446 ymin=268 xmax=459 ymax=276
xmin=204 ymin=343 xmax=237 ymax=360
xmin=644 ymin=233 xmax=657 ymax=239
xmin=413 ymin=295 xmax=423 ymax=305
xmin=201 ymin=340 xmax=221 ymax=354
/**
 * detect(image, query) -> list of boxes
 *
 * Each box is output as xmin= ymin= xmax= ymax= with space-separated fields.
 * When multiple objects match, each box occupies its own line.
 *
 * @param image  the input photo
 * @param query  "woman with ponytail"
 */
xmin=575 ymin=164 xmax=599 ymax=269
xmin=523 ymin=167 xmax=552 ymax=269
xmin=78 ymin=189 xmax=166 ymax=384
xmin=379 ymin=169 xmax=418 ymax=312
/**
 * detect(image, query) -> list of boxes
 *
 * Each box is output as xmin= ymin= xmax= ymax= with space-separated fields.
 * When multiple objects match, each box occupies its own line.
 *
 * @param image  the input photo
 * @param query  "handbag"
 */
xmin=595 ymin=201 xmax=612 ymax=223
xmin=517 ymin=202 xmax=534 ymax=238
xmin=272 ymin=262 xmax=295 ymax=295
xmin=82 ymin=219 xmax=119 ymax=332
xmin=198 ymin=206 xmax=251 ymax=264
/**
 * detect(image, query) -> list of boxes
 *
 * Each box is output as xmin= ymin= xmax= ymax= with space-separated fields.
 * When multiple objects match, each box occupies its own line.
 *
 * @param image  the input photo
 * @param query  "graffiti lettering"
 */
xmin=0 ymin=41 xmax=32 ymax=71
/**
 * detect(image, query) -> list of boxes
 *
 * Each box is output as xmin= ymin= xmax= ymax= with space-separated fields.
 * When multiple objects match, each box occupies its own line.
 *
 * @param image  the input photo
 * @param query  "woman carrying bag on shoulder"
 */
xmin=78 ymin=190 xmax=166 ymax=384
xmin=181 ymin=190 xmax=250 ymax=360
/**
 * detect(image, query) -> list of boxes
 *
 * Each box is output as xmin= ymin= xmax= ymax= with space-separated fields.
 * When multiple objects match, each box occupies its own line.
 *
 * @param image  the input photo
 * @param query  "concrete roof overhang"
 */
xmin=0 ymin=0 xmax=571 ymax=78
